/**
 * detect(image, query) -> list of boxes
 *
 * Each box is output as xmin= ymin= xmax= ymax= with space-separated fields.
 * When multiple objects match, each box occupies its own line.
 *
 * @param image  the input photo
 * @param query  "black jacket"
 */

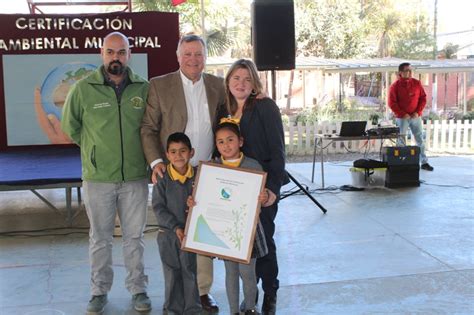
xmin=216 ymin=97 xmax=289 ymax=197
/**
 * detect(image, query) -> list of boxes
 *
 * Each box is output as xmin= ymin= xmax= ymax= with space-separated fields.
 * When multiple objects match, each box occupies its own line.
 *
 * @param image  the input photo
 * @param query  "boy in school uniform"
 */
xmin=152 ymin=132 xmax=202 ymax=315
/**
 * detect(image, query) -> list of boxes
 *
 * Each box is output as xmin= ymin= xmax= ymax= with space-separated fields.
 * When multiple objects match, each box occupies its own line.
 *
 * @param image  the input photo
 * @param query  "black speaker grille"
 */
xmin=252 ymin=1 xmax=295 ymax=71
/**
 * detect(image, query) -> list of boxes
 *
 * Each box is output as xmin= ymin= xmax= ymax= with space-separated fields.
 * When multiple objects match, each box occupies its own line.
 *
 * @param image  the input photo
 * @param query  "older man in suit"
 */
xmin=141 ymin=34 xmax=225 ymax=313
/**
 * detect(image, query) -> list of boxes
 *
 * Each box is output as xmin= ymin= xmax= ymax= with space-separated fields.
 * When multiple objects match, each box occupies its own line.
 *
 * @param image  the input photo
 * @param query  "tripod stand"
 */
xmin=280 ymin=171 xmax=327 ymax=214
xmin=268 ymin=69 xmax=327 ymax=214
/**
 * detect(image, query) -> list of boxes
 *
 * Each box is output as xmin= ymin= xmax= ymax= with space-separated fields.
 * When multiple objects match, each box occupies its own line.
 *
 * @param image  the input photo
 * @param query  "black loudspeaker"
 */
xmin=251 ymin=0 xmax=295 ymax=71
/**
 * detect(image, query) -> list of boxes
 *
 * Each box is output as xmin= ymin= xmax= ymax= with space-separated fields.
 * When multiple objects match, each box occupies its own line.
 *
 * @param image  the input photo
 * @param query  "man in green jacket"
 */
xmin=61 ymin=32 xmax=151 ymax=314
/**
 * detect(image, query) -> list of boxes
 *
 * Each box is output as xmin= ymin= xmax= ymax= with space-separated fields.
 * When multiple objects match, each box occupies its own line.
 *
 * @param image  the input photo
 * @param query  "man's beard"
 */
xmin=107 ymin=60 xmax=125 ymax=75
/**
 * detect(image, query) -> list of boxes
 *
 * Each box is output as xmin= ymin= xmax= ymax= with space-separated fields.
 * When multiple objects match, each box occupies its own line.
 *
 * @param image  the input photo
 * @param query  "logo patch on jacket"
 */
xmin=131 ymin=96 xmax=144 ymax=109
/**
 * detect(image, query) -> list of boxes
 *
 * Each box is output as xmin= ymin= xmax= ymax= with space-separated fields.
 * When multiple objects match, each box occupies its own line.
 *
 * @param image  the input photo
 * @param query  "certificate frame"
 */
xmin=182 ymin=161 xmax=267 ymax=264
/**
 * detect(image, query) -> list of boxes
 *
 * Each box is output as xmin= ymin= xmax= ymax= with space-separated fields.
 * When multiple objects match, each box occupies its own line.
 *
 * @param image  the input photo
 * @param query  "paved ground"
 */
xmin=0 ymin=155 xmax=473 ymax=314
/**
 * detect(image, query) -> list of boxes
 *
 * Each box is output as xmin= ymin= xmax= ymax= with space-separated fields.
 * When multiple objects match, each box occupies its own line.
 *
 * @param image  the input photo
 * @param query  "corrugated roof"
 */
xmin=206 ymin=56 xmax=474 ymax=73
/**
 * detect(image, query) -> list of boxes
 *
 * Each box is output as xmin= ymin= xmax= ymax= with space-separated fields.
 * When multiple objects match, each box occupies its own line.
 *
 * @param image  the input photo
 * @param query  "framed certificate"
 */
xmin=182 ymin=162 xmax=267 ymax=264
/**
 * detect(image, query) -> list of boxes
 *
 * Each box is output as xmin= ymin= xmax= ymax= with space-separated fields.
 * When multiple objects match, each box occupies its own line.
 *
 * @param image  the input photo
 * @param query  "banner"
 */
xmin=0 ymin=12 xmax=179 ymax=149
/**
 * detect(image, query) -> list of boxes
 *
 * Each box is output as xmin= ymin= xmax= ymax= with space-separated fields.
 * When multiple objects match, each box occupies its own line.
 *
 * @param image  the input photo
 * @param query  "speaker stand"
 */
xmin=280 ymin=171 xmax=327 ymax=214
xmin=271 ymin=70 xmax=277 ymax=100
xmin=269 ymin=70 xmax=327 ymax=214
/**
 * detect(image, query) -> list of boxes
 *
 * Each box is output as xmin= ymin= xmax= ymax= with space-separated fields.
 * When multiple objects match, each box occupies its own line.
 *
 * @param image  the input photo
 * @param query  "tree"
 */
xmin=438 ymin=42 xmax=459 ymax=59
xmin=132 ymin=0 xmax=250 ymax=57
xmin=361 ymin=0 xmax=434 ymax=59
xmin=295 ymin=0 xmax=365 ymax=58
xmin=392 ymin=15 xmax=434 ymax=59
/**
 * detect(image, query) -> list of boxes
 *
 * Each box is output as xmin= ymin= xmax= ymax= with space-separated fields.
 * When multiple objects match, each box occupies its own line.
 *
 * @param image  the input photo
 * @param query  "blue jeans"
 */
xmin=396 ymin=117 xmax=428 ymax=164
xmin=83 ymin=179 xmax=149 ymax=296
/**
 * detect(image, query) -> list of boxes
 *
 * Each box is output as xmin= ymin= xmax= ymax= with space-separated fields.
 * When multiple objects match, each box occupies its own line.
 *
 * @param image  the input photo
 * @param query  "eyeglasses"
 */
xmin=401 ymin=68 xmax=413 ymax=73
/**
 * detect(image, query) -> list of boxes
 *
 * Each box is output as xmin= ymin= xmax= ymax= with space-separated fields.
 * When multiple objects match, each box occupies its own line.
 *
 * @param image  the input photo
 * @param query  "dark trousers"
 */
xmin=157 ymin=230 xmax=202 ymax=315
xmin=256 ymin=202 xmax=279 ymax=297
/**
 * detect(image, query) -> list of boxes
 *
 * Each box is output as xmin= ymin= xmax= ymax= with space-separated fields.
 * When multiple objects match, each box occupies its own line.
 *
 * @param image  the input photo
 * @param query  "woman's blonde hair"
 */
xmin=224 ymin=59 xmax=263 ymax=115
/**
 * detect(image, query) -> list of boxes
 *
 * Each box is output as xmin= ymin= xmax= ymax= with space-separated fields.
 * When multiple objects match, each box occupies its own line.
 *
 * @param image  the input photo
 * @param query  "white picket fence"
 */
xmin=285 ymin=120 xmax=474 ymax=155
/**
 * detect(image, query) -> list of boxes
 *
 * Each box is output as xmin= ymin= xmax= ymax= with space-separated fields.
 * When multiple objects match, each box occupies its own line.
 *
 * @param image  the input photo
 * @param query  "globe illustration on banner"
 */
xmin=40 ymin=62 xmax=97 ymax=118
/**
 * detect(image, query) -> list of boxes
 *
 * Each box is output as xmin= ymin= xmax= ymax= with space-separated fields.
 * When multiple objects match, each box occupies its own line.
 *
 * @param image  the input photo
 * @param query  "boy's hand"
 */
xmin=151 ymin=162 xmax=166 ymax=184
xmin=176 ymin=228 xmax=185 ymax=244
xmin=186 ymin=196 xmax=196 ymax=209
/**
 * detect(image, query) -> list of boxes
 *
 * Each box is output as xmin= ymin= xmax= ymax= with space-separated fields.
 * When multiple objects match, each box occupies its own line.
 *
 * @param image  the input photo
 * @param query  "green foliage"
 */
xmin=132 ymin=0 xmax=248 ymax=57
xmin=392 ymin=14 xmax=434 ymax=59
xmin=295 ymin=108 xmax=318 ymax=124
xmin=364 ymin=2 xmax=401 ymax=57
xmin=468 ymin=98 xmax=474 ymax=112
xmin=292 ymin=99 xmax=384 ymax=125
xmin=295 ymin=0 xmax=365 ymax=58
xmin=134 ymin=0 xmax=436 ymax=60
xmin=461 ymin=112 xmax=474 ymax=121
xmin=360 ymin=0 xmax=434 ymax=58
xmin=427 ymin=111 xmax=440 ymax=121
xmin=369 ymin=113 xmax=380 ymax=125
xmin=281 ymin=114 xmax=290 ymax=126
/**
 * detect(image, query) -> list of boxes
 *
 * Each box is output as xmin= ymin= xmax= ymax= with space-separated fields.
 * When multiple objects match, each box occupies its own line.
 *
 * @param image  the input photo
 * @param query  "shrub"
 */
xmin=462 ymin=112 xmax=474 ymax=121
xmin=468 ymin=98 xmax=474 ymax=112
xmin=426 ymin=111 xmax=440 ymax=121
xmin=290 ymin=101 xmax=384 ymax=125
xmin=281 ymin=114 xmax=290 ymax=126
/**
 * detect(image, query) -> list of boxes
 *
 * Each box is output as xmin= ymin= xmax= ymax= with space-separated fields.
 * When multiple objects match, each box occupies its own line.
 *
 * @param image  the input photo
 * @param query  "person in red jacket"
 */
xmin=388 ymin=62 xmax=434 ymax=171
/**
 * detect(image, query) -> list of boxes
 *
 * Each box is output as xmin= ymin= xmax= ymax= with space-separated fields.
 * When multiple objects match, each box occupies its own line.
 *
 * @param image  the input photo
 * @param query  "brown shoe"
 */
xmin=200 ymin=294 xmax=219 ymax=313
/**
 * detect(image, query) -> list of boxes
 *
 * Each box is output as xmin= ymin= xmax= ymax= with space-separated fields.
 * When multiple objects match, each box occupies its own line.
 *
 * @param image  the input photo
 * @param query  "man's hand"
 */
xmin=34 ymin=87 xmax=73 ymax=144
xmin=411 ymin=113 xmax=419 ymax=119
xmin=402 ymin=114 xmax=411 ymax=119
xmin=151 ymin=162 xmax=166 ymax=184
xmin=175 ymin=228 xmax=185 ymax=244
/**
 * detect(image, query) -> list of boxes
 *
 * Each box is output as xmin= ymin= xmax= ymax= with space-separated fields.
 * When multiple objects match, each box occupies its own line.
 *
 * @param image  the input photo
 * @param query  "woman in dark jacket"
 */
xmin=216 ymin=59 xmax=289 ymax=314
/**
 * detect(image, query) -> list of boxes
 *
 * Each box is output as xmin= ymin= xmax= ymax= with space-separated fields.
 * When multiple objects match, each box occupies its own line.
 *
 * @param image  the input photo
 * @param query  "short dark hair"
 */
xmin=215 ymin=122 xmax=241 ymax=139
xmin=166 ymin=132 xmax=192 ymax=151
xmin=398 ymin=62 xmax=411 ymax=72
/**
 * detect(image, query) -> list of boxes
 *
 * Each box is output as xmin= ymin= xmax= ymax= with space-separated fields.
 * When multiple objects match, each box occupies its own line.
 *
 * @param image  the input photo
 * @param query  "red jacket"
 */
xmin=388 ymin=78 xmax=427 ymax=118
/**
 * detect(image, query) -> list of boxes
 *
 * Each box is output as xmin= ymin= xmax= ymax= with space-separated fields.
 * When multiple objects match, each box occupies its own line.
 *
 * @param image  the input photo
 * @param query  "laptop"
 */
xmin=337 ymin=121 xmax=367 ymax=137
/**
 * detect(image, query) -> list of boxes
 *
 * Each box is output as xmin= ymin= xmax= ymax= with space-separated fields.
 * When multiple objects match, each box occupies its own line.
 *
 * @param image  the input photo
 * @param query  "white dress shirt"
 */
xmin=180 ymin=71 xmax=214 ymax=166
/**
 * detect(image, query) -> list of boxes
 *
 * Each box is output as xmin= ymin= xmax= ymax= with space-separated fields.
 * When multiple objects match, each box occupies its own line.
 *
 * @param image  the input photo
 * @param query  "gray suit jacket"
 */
xmin=141 ymin=70 xmax=225 ymax=164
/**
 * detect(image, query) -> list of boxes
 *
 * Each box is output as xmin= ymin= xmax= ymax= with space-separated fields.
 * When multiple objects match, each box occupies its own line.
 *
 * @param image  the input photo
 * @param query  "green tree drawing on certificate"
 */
xmin=225 ymin=204 xmax=247 ymax=250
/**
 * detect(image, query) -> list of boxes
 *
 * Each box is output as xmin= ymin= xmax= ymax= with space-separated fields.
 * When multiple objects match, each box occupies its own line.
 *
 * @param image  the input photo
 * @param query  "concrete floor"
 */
xmin=0 ymin=155 xmax=473 ymax=315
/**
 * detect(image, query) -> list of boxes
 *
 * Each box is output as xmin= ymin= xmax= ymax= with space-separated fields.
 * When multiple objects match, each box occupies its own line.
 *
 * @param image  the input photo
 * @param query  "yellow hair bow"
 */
xmin=219 ymin=116 xmax=240 ymax=125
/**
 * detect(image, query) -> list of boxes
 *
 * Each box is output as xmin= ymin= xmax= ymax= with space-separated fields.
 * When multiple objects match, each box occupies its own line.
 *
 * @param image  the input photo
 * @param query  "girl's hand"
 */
xmin=258 ymin=189 xmax=269 ymax=204
xmin=262 ymin=189 xmax=277 ymax=207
